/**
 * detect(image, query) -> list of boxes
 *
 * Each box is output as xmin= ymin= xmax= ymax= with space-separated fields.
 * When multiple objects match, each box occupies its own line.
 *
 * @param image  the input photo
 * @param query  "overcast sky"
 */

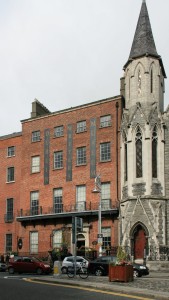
xmin=0 ymin=0 xmax=169 ymax=136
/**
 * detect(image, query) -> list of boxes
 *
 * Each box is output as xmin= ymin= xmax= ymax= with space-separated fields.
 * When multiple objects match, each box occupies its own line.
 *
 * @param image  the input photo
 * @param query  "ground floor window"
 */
xmin=102 ymin=227 xmax=111 ymax=252
xmin=53 ymin=230 xmax=62 ymax=249
xmin=6 ymin=234 xmax=12 ymax=252
xmin=30 ymin=231 xmax=38 ymax=254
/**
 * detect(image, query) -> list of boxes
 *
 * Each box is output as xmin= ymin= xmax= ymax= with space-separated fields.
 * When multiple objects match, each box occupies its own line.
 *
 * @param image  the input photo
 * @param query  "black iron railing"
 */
xmin=17 ymin=200 xmax=119 ymax=218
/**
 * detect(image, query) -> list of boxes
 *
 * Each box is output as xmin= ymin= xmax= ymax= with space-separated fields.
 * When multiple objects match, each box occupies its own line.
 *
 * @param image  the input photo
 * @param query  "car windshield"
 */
xmin=31 ymin=257 xmax=42 ymax=262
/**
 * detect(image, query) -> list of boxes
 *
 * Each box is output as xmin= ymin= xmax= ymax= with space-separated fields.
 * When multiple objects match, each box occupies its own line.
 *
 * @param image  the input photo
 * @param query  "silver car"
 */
xmin=61 ymin=256 xmax=89 ymax=274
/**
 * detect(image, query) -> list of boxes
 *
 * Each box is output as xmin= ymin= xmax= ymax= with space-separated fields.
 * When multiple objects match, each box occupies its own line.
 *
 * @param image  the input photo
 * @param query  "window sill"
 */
xmin=99 ymin=159 xmax=111 ymax=163
xmin=76 ymin=163 xmax=87 ymax=167
xmin=75 ymin=130 xmax=87 ymax=134
xmin=99 ymin=124 xmax=112 ymax=129
xmin=53 ymin=167 xmax=64 ymax=170
xmin=31 ymin=139 xmax=42 ymax=143
xmin=53 ymin=135 xmax=64 ymax=139
xmin=6 ymin=181 xmax=15 ymax=184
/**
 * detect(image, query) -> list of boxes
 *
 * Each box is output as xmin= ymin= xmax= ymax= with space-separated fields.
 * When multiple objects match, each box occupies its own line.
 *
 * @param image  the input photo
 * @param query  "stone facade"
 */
xmin=120 ymin=1 xmax=169 ymax=260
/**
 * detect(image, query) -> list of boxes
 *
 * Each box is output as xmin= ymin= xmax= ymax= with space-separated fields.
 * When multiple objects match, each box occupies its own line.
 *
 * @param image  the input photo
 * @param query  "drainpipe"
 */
xmin=116 ymin=102 xmax=119 ymax=202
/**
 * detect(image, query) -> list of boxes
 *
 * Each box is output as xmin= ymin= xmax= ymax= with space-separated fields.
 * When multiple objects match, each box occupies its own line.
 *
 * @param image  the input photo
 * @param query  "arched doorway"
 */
xmin=131 ymin=223 xmax=148 ymax=259
xmin=77 ymin=233 xmax=85 ymax=249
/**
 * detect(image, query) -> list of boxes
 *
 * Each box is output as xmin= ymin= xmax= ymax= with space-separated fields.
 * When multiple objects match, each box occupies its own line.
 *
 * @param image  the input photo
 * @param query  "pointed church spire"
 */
xmin=129 ymin=0 xmax=158 ymax=59
xmin=124 ymin=1 xmax=166 ymax=77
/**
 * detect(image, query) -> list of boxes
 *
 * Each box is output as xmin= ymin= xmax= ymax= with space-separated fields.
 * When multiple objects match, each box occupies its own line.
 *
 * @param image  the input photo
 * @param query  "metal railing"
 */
xmin=17 ymin=200 xmax=118 ymax=218
xmin=107 ymin=245 xmax=169 ymax=261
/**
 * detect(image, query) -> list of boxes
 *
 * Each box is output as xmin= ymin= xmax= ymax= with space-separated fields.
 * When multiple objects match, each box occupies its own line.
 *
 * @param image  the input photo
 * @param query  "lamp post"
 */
xmin=92 ymin=175 xmax=102 ymax=257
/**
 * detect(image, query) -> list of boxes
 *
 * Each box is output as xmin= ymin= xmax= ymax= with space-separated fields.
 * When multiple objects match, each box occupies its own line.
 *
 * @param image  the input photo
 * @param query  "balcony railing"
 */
xmin=17 ymin=200 xmax=119 ymax=219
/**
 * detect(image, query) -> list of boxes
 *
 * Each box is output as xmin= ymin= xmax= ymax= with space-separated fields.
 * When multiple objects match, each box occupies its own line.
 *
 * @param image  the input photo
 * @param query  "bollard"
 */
xmin=53 ymin=260 xmax=61 ymax=277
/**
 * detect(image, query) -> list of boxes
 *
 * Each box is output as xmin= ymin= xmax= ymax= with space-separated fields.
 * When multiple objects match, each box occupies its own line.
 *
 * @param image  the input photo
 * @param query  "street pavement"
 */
xmin=32 ymin=271 xmax=169 ymax=300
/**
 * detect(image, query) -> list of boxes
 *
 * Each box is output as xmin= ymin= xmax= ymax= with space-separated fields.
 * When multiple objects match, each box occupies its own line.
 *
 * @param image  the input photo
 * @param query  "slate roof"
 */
xmin=129 ymin=0 xmax=158 ymax=59
xmin=123 ymin=1 xmax=166 ymax=77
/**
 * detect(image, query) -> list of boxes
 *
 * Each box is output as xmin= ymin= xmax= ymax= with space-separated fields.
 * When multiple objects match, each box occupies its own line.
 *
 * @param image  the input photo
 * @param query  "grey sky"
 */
xmin=0 ymin=0 xmax=169 ymax=136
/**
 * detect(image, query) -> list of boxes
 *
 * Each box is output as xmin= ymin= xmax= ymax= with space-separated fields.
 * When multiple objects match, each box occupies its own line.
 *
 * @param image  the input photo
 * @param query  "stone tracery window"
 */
xmin=135 ymin=126 xmax=142 ymax=178
xmin=152 ymin=125 xmax=158 ymax=178
xmin=150 ymin=68 xmax=153 ymax=93
xmin=124 ymin=133 xmax=128 ymax=181
xmin=138 ymin=69 xmax=141 ymax=95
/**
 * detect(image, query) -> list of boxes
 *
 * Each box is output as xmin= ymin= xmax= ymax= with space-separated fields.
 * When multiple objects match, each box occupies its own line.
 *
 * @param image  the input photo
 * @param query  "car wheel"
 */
xmin=61 ymin=267 xmax=67 ymax=274
xmin=8 ymin=267 xmax=14 ymax=274
xmin=95 ymin=268 xmax=103 ymax=276
xmin=36 ymin=268 xmax=43 ymax=275
xmin=133 ymin=270 xmax=140 ymax=278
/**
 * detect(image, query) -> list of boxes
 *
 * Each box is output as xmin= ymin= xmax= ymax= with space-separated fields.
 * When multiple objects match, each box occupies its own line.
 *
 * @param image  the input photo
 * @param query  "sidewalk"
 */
xmin=33 ymin=271 xmax=169 ymax=300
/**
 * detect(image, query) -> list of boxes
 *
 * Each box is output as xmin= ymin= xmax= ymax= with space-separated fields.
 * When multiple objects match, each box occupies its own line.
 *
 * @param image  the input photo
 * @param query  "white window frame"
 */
xmin=30 ymin=191 xmax=39 ymax=215
xmin=53 ymin=188 xmax=63 ymax=213
xmin=7 ymin=146 xmax=15 ymax=157
xmin=31 ymin=156 xmax=40 ymax=173
xmin=76 ymin=147 xmax=86 ymax=165
xmin=100 ymin=115 xmax=111 ymax=128
xmin=54 ymin=126 xmax=64 ymax=137
xmin=77 ymin=121 xmax=86 ymax=133
xmin=76 ymin=185 xmax=86 ymax=211
xmin=53 ymin=230 xmax=62 ymax=248
xmin=54 ymin=151 xmax=63 ymax=169
xmin=32 ymin=130 xmax=40 ymax=142
xmin=30 ymin=232 xmax=38 ymax=254
xmin=100 ymin=142 xmax=111 ymax=162
xmin=101 ymin=182 xmax=111 ymax=209
xmin=7 ymin=167 xmax=15 ymax=182
xmin=102 ymin=227 xmax=111 ymax=251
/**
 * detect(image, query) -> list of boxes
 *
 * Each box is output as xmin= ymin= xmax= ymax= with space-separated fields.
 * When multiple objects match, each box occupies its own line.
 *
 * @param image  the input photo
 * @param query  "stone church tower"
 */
xmin=120 ymin=0 xmax=169 ymax=261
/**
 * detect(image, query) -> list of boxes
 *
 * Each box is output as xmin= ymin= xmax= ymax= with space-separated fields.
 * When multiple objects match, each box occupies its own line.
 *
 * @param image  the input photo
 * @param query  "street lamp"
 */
xmin=92 ymin=175 xmax=102 ymax=257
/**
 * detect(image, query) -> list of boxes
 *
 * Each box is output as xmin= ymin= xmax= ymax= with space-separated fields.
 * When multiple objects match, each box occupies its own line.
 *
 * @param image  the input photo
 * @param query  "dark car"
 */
xmin=133 ymin=263 xmax=149 ymax=277
xmin=88 ymin=256 xmax=117 ymax=276
xmin=8 ymin=256 xmax=52 ymax=275
xmin=88 ymin=256 xmax=149 ymax=277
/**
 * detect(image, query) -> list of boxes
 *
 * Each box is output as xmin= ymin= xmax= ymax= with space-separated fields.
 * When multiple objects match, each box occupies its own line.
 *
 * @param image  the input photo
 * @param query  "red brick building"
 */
xmin=0 ymin=96 xmax=123 ymax=257
xmin=0 ymin=132 xmax=22 ymax=255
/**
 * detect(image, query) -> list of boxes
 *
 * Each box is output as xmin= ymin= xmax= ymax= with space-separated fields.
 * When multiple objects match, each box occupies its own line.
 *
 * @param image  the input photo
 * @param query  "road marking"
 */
xmin=24 ymin=278 xmax=153 ymax=300
xmin=4 ymin=276 xmax=29 ymax=281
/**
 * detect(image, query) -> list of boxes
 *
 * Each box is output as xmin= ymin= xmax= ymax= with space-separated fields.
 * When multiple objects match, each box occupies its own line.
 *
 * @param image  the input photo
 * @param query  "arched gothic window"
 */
xmin=138 ymin=69 xmax=141 ymax=95
xmin=135 ymin=126 xmax=142 ymax=178
xmin=129 ymin=77 xmax=131 ymax=100
xmin=152 ymin=125 xmax=158 ymax=178
xmin=124 ymin=133 xmax=128 ymax=181
xmin=150 ymin=68 xmax=153 ymax=93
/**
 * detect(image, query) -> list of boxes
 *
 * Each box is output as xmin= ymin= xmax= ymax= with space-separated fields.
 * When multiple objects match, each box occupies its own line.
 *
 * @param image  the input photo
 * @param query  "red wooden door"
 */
xmin=134 ymin=227 xmax=146 ymax=259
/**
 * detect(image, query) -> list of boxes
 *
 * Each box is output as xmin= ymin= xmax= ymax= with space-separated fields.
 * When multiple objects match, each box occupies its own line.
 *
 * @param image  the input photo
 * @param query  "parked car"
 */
xmin=8 ymin=256 xmax=52 ymax=275
xmin=88 ymin=255 xmax=117 ymax=276
xmin=0 ymin=262 xmax=7 ymax=272
xmin=132 ymin=262 xmax=149 ymax=277
xmin=61 ymin=256 xmax=89 ymax=274
xmin=88 ymin=256 xmax=149 ymax=277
